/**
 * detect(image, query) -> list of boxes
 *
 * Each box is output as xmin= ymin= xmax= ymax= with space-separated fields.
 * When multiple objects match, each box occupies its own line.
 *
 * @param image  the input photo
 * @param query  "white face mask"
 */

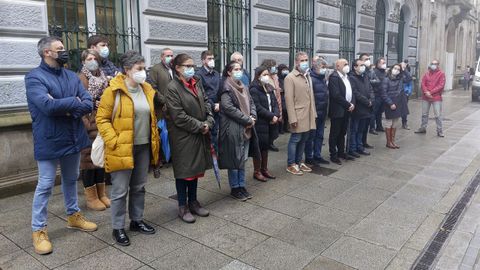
xmin=381 ymin=63 xmax=387 ymax=70
xmin=207 ymin=59 xmax=215 ymax=69
xmin=430 ymin=64 xmax=438 ymax=71
xmin=132 ymin=70 xmax=146 ymax=84
xmin=260 ymin=75 xmax=270 ymax=84
xmin=342 ymin=65 xmax=350 ymax=74
xmin=392 ymin=69 xmax=400 ymax=76
xmin=364 ymin=60 xmax=371 ymax=67
xmin=359 ymin=65 xmax=366 ymax=74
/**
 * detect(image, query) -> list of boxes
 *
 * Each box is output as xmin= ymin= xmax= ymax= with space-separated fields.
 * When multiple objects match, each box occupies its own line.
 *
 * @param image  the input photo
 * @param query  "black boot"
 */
xmin=112 ymin=229 xmax=130 ymax=246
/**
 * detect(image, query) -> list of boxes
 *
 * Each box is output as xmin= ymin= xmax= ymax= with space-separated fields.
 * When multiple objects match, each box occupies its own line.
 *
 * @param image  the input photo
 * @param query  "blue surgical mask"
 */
xmin=165 ymin=56 xmax=172 ymax=65
xmin=281 ymin=70 xmax=289 ymax=76
xmin=299 ymin=62 xmax=309 ymax=72
xmin=233 ymin=70 xmax=243 ymax=80
xmin=99 ymin=46 xmax=109 ymax=58
xmin=183 ymin=67 xmax=195 ymax=80
xmin=270 ymin=66 xmax=277 ymax=74
xmin=319 ymin=68 xmax=327 ymax=75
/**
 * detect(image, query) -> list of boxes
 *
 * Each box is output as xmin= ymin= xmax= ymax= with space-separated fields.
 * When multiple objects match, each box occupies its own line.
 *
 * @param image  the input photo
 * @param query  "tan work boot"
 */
xmin=32 ymin=228 xmax=52 ymax=255
xmin=84 ymin=185 xmax=106 ymax=211
xmin=96 ymin=183 xmax=111 ymax=208
xmin=67 ymin=212 xmax=98 ymax=232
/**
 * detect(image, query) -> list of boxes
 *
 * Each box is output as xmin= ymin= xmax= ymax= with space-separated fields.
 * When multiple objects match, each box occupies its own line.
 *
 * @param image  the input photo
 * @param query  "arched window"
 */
xmin=339 ymin=0 xmax=356 ymax=64
xmin=374 ymin=0 xmax=386 ymax=62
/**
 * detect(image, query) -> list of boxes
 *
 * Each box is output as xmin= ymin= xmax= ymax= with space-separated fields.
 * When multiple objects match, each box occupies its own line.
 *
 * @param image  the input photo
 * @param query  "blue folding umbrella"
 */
xmin=210 ymin=144 xmax=221 ymax=189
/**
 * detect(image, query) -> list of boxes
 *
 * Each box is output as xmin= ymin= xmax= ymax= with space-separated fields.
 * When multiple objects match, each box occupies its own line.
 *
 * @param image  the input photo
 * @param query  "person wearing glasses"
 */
xmin=166 ymin=53 xmax=214 ymax=223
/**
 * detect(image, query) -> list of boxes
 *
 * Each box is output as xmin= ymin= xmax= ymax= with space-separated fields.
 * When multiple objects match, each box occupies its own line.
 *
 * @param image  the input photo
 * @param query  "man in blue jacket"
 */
xmin=196 ymin=50 xmax=221 ymax=151
xmin=305 ymin=56 xmax=330 ymax=165
xmin=26 ymin=36 xmax=98 ymax=255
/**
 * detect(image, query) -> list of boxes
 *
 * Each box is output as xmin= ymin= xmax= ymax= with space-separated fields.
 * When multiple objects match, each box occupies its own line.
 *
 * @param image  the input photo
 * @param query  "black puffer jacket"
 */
xmin=310 ymin=70 xmax=329 ymax=121
xmin=249 ymin=80 xmax=280 ymax=151
xmin=381 ymin=75 xmax=409 ymax=119
xmin=349 ymin=72 xmax=374 ymax=119
xmin=373 ymin=68 xmax=387 ymax=97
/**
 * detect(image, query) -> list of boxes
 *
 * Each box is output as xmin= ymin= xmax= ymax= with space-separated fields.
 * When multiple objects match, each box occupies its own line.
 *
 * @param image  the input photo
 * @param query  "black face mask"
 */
xmin=55 ymin=50 xmax=69 ymax=66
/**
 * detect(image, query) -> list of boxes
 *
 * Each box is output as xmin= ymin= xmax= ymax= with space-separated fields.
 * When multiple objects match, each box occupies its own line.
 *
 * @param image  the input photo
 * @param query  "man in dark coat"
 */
xmin=372 ymin=57 xmax=388 ymax=133
xmin=304 ymin=56 xmax=330 ymax=165
xmin=196 ymin=50 xmax=221 ymax=151
xmin=348 ymin=59 xmax=374 ymax=157
xmin=26 ymin=36 xmax=97 ymax=255
xmin=328 ymin=59 xmax=356 ymax=165
xmin=359 ymin=53 xmax=379 ymax=147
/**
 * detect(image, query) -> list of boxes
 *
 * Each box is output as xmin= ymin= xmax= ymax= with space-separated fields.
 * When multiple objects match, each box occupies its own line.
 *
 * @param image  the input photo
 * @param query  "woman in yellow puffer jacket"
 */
xmin=96 ymin=50 xmax=159 ymax=246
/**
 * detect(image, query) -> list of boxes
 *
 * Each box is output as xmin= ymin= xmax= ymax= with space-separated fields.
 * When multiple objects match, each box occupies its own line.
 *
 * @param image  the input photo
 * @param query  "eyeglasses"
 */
xmin=180 ymin=64 xmax=195 ymax=68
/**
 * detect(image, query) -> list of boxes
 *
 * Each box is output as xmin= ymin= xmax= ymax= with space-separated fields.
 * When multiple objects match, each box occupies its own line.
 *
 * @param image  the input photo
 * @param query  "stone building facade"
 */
xmin=0 ymin=0 xmax=478 ymax=193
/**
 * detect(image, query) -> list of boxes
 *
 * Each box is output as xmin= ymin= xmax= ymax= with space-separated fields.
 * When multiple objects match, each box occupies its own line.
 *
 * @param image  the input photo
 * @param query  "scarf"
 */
xmin=227 ymin=77 xmax=252 ymax=139
xmin=81 ymin=66 xmax=108 ymax=101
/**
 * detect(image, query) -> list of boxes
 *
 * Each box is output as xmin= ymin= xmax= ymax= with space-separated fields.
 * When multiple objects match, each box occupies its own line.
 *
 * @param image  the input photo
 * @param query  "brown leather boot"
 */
xmin=96 ymin=183 xmax=110 ymax=208
xmin=385 ymin=128 xmax=395 ymax=149
xmin=84 ymin=185 xmax=106 ymax=211
xmin=391 ymin=128 xmax=400 ymax=149
xmin=260 ymin=150 xmax=276 ymax=179
xmin=189 ymin=200 xmax=209 ymax=217
xmin=178 ymin=206 xmax=196 ymax=223
xmin=253 ymin=158 xmax=267 ymax=182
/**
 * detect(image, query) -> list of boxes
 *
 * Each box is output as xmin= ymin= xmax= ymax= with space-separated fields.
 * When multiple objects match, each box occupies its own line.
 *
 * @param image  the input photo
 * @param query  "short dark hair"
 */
xmin=201 ymin=50 xmax=213 ymax=60
xmin=222 ymin=61 xmax=241 ymax=78
xmin=172 ymin=53 xmax=193 ymax=75
xmin=119 ymin=50 xmax=144 ymax=73
xmin=376 ymin=57 xmax=385 ymax=66
xmin=278 ymin=64 xmax=288 ymax=72
xmin=254 ymin=65 xmax=269 ymax=81
xmin=353 ymin=58 xmax=363 ymax=67
xmin=87 ymin=35 xmax=109 ymax=48
xmin=359 ymin=53 xmax=369 ymax=60
xmin=260 ymin=59 xmax=277 ymax=69
xmin=37 ymin=36 xmax=62 ymax=57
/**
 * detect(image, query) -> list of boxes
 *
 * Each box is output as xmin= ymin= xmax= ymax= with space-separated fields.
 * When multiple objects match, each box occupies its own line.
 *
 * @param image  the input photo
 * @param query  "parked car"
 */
xmin=472 ymin=57 xmax=480 ymax=102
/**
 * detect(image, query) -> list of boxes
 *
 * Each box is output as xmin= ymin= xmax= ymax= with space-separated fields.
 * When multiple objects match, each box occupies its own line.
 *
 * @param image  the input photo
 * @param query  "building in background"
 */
xmin=0 ymin=0 xmax=478 ymax=193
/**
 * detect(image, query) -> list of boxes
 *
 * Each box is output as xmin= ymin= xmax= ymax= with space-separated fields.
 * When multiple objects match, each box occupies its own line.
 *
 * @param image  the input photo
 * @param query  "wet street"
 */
xmin=1 ymin=89 xmax=480 ymax=270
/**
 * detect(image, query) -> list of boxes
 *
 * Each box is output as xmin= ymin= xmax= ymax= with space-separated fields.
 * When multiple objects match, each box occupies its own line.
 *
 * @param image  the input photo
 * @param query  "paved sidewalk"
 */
xmin=1 ymin=90 xmax=480 ymax=270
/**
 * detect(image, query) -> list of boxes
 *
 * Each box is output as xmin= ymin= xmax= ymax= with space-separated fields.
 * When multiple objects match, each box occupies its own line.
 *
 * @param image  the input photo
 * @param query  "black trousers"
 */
xmin=329 ymin=115 xmax=349 ymax=158
xmin=82 ymin=168 xmax=105 ymax=187
xmin=175 ymin=179 xmax=198 ymax=207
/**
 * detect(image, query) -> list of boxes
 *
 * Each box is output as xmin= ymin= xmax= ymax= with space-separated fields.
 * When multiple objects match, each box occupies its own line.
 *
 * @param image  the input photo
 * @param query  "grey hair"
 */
xmin=230 ymin=52 xmax=243 ymax=61
xmin=295 ymin=51 xmax=308 ymax=61
xmin=119 ymin=50 xmax=145 ymax=72
xmin=161 ymin=47 xmax=172 ymax=56
xmin=37 ymin=36 xmax=62 ymax=57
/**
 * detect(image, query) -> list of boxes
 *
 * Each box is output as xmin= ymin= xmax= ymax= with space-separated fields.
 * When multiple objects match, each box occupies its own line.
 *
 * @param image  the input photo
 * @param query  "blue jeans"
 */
xmin=305 ymin=118 xmax=326 ymax=160
xmin=349 ymin=118 xmax=368 ymax=153
xmin=32 ymin=153 xmax=81 ymax=231
xmin=370 ymin=97 xmax=384 ymax=130
xmin=228 ymin=169 xmax=246 ymax=188
xmin=287 ymin=132 xmax=310 ymax=165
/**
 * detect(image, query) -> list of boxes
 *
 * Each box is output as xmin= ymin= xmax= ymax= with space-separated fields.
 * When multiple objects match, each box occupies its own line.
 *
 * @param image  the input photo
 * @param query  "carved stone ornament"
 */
xmin=318 ymin=0 xmax=341 ymax=8
xmin=388 ymin=5 xmax=401 ymax=23
xmin=360 ymin=0 xmax=376 ymax=16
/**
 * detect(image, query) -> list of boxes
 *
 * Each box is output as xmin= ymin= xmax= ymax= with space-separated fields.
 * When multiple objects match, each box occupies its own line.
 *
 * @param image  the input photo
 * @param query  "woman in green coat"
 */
xmin=166 ymin=54 xmax=215 ymax=223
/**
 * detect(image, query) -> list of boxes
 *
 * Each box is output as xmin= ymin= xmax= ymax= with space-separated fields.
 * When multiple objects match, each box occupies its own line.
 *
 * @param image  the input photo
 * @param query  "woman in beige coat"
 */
xmin=284 ymin=52 xmax=317 ymax=176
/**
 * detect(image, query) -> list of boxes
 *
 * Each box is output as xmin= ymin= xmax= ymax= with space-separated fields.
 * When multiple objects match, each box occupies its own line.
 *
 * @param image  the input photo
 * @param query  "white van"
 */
xmin=472 ymin=57 xmax=480 ymax=101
